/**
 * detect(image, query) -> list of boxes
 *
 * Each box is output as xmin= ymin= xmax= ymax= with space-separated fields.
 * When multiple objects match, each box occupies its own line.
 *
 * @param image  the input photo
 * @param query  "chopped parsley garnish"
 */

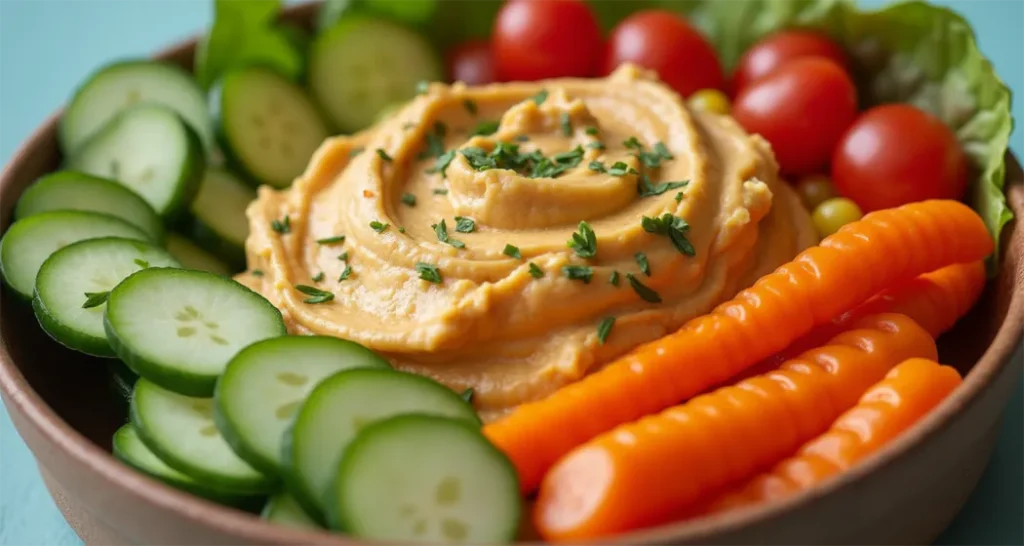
xmin=463 ymin=99 xmax=478 ymax=116
xmin=433 ymin=188 xmax=449 ymax=195
xmin=311 ymin=271 xmax=325 ymax=282
xmin=654 ymin=142 xmax=673 ymax=160
xmin=675 ymin=191 xmax=684 ymax=203
xmin=560 ymin=112 xmax=572 ymax=136
xmin=415 ymin=80 xmax=430 ymax=95
xmin=641 ymin=213 xmax=695 ymax=256
xmin=588 ymin=161 xmax=606 ymax=173
xmin=635 ymin=251 xmax=651 ymax=276
xmin=562 ymin=265 xmax=593 ymax=283
xmin=586 ymin=141 xmax=606 ymax=150
xmin=461 ymin=388 xmax=475 ymax=403
xmin=638 ymin=176 xmax=689 ymax=197
xmin=623 ymin=136 xmax=642 ymax=150
xmin=429 ymin=150 xmax=456 ymax=178
xmin=338 ymin=265 xmax=352 ymax=281
xmin=472 ymin=120 xmax=500 ymax=136
xmin=597 ymin=317 xmax=615 ymax=344
xmin=316 ymin=235 xmax=346 ymax=244
xmin=503 ymin=244 xmax=522 ymax=259
xmin=349 ymin=147 xmax=365 ymax=158
xmin=399 ymin=226 xmax=406 ymax=233
xmin=532 ymin=89 xmax=549 ymax=105
xmin=460 ymin=143 xmax=583 ymax=179
xmin=415 ymin=262 xmax=443 ymax=284
xmin=370 ymin=220 xmax=390 ymax=233
xmin=637 ymin=141 xmax=674 ymax=168
xmin=528 ymin=262 xmax=544 ymax=278
xmin=607 ymin=162 xmax=631 ymax=176
xmin=609 ymin=270 xmax=620 ymax=286
xmin=251 ymin=269 xmax=264 ymax=277
xmin=626 ymin=273 xmax=662 ymax=303
xmin=455 ymin=216 xmax=476 ymax=233
xmin=296 ymin=285 xmax=334 ymax=304
xmin=432 ymin=219 xmax=465 ymax=249
xmin=585 ymin=127 xmax=599 ymax=136
xmin=419 ymin=122 xmax=448 ymax=161
xmin=515 ymin=135 xmax=530 ymax=142
xmin=338 ymin=251 xmax=349 ymax=261
xmin=568 ymin=221 xmax=597 ymax=258
xmin=134 ymin=258 xmax=150 ymax=268
xmin=82 ymin=291 xmax=109 ymax=309
xmin=375 ymin=149 xmax=393 ymax=162
xmin=401 ymin=193 xmax=417 ymax=207
xmin=270 ymin=215 xmax=291 ymax=234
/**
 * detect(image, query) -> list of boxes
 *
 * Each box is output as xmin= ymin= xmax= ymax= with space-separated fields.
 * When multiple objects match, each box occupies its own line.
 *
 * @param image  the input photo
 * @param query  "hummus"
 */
xmin=240 ymin=64 xmax=817 ymax=422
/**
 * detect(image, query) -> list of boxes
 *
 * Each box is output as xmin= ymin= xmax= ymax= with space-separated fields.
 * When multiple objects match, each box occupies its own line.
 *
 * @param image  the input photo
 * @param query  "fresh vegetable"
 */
xmin=32 ymin=237 xmax=179 ymax=357
xmin=262 ymin=492 xmax=322 ymax=529
xmin=832 ymin=104 xmax=969 ymax=212
xmin=326 ymin=414 xmax=521 ymax=543
xmin=446 ymin=40 xmax=496 ymax=85
xmin=534 ymin=313 xmax=936 ymax=540
xmin=104 ymin=268 xmax=287 ymax=396
xmin=67 ymin=104 xmax=206 ymax=218
xmin=165 ymin=233 xmax=233 ymax=276
xmin=217 ymin=67 xmax=330 ymax=189
xmin=811 ymin=197 xmax=863 ymax=238
xmin=187 ymin=168 xmax=255 ymax=268
xmin=794 ymin=174 xmax=838 ymax=210
xmin=732 ymin=30 xmax=848 ymax=93
xmin=195 ymin=0 xmax=302 ymax=90
xmin=493 ymin=0 xmax=603 ymax=81
xmin=687 ymin=88 xmax=730 ymax=115
xmin=708 ymin=358 xmax=961 ymax=512
xmin=484 ymin=200 xmax=993 ymax=492
xmin=732 ymin=57 xmax=857 ymax=176
xmin=603 ymin=10 xmax=724 ymax=97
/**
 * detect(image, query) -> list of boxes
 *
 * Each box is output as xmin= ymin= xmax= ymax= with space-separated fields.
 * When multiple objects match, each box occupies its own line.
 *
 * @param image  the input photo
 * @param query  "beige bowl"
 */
xmin=2 ymin=3 xmax=1022 ymax=544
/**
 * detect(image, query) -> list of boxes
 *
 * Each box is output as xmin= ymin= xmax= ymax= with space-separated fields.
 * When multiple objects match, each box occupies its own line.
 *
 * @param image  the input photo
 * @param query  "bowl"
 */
xmin=2 ymin=3 xmax=1023 ymax=545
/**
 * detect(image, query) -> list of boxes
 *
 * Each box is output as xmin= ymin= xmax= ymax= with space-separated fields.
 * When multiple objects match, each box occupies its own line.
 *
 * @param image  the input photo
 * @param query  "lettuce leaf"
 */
xmin=195 ymin=0 xmax=302 ymax=90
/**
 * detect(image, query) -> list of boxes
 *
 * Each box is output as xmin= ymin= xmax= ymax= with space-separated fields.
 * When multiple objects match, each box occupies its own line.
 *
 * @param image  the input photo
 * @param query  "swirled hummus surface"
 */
xmin=240 ymin=65 xmax=817 ymax=421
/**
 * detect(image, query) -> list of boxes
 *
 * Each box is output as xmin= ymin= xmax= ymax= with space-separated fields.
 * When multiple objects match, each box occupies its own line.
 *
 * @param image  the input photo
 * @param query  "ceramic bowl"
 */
xmin=1 ymin=3 xmax=1022 ymax=545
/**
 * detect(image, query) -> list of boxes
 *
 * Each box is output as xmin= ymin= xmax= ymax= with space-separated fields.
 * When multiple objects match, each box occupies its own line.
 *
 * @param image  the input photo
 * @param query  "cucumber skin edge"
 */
xmin=278 ymin=418 xmax=332 ymax=527
xmin=212 ymin=378 xmax=283 ymax=478
xmin=161 ymin=119 xmax=208 ymax=222
xmin=31 ymin=290 xmax=117 ymax=358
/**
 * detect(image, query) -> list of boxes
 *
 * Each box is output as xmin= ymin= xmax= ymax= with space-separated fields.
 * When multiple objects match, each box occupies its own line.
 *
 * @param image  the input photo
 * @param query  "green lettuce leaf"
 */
xmin=195 ymin=0 xmax=302 ymax=89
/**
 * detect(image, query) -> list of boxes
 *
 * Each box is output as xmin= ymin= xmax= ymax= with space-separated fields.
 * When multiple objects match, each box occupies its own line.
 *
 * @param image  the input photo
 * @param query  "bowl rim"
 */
xmin=1 ymin=5 xmax=1023 ymax=544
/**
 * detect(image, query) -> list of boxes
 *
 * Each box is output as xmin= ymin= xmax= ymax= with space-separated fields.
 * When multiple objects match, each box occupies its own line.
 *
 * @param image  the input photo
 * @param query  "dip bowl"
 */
xmin=1 ymin=3 xmax=1022 ymax=544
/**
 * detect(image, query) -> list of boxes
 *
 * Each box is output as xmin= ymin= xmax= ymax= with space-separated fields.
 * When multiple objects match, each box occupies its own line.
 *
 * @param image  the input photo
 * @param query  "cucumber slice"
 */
xmin=60 ymin=60 xmax=214 ymax=155
xmin=104 ymin=268 xmax=286 ymax=396
xmin=262 ymin=492 xmax=322 ymax=530
xmin=32 ymin=237 xmax=180 ymax=357
xmin=14 ymin=171 xmax=165 ymax=243
xmin=130 ymin=378 xmax=275 ymax=493
xmin=0 ymin=211 xmax=150 ymax=300
xmin=214 ymin=335 xmax=391 ymax=476
xmin=328 ymin=414 xmax=521 ymax=543
xmin=218 ymin=67 xmax=330 ymax=188
xmin=67 ymin=104 xmax=206 ymax=218
xmin=309 ymin=16 xmax=442 ymax=132
xmin=113 ymin=424 xmax=266 ymax=509
xmin=282 ymin=368 xmax=479 ymax=518
xmin=165 ymin=233 xmax=233 ymax=276
xmin=188 ymin=168 xmax=254 ymax=267
xmin=110 ymin=360 xmax=140 ymax=388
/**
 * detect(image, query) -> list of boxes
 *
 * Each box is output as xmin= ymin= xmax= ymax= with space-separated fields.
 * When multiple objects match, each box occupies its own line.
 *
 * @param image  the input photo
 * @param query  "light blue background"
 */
xmin=0 ymin=1 xmax=1021 ymax=544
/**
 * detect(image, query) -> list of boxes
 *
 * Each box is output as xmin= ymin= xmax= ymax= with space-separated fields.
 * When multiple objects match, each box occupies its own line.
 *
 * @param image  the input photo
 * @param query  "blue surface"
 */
xmin=0 ymin=1 xmax=1021 ymax=545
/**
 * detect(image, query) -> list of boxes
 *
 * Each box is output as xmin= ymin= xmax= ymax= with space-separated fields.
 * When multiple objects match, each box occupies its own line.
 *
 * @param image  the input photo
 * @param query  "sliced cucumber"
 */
xmin=60 ymin=60 xmax=214 ymax=154
xmin=262 ymin=492 xmax=322 ymax=530
xmin=214 ymin=336 xmax=390 ymax=476
xmin=14 ymin=171 xmax=165 ymax=243
xmin=32 ymin=237 xmax=180 ymax=357
xmin=282 ymin=368 xmax=479 ymax=518
xmin=113 ymin=424 xmax=266 ymax=509
xmin=0 ymin=211 xmax=150 ymax=300
xmin=188 ymin=168 xmax=254 ymax=267
xmin=309 ymin=16 xmax=442 ymax=132
xmin=110 ymin=360 xmax=139 ymax=388
xmin=328 ymin=414 xmax=521 ymax=543
xmin=67 ymin=104 xmax=205 ymax=218
xmin=130 ymin=378 xmax=275 ymax=492
xmin=218 ymin=67 xmax=330 ymax=189
xmin=104 ymin=268 xmax=286 ymax=396
xmin=165 ymin=233 xmax=233 ymax=276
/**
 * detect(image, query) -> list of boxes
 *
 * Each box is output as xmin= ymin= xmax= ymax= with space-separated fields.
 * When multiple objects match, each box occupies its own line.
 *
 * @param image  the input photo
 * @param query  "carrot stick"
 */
xmin=485 ymin=200 xmax=991 ymax=492
xmin=532 ymin=313 xmax=937 ymax=540
xmin=708 ymin=358 xmax=962 ymax=512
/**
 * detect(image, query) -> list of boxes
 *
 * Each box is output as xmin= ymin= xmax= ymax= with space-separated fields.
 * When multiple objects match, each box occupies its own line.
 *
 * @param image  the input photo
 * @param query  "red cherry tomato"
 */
xmin=446 ymin=40 xmax=495 ymax=85
xmin=492 ymin=0 xmax=603 ymax=81
xmin=832 ymin=104 xmax=968 ymax=212
xmin=603 ymin=10 xmax=724 ymax=97
xmin=733 ymin=30 xmax=848 ymax=93
xmin=733 ymin=57 xmax=857 ymax=176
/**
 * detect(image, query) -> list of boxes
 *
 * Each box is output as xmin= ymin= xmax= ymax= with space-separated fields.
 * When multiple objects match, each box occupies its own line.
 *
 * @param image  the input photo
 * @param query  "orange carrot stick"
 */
xmin=532 ymin=313 xmax=937 ymax=541
xmin=485 ymin=200 xmax=991 ymax=492
xmin=708 ymin=358 xmax=962 ymax=512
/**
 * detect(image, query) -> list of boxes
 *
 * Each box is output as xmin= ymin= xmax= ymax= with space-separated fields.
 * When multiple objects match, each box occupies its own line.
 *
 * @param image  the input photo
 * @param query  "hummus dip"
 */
xmin=240 ymin=64 xmax=817 ymax=422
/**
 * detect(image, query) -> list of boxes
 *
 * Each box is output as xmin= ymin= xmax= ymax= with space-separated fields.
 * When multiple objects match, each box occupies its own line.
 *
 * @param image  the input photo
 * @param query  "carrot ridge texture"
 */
xmin=484 ymin=200 xmax=991 ymax=493
xmin=532 ymin=313 xmax=937 ymax=540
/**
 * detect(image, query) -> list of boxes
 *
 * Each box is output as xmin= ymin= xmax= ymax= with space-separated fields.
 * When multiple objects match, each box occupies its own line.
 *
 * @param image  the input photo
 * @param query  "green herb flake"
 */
xmin=433 ymin=219 xmax=465 ymax=249
xmin=568 ymin=221 xmax=597 ymax=258
xmin=654 ymin=142 xmax=673 ymax=160
xmin=370 ymin=220 xmax=390 ymax=234
xmin=472 ymin=120 xmax=500 ymax=136
xmin=623 ymin=136 xmax=642 ymax=150
xmin=401 ymin=193 xmax=417 ymax=207
xmin=338 ymin=252 xmax=349 ymax=261
xmin=296 ymin=284 xmax=334 ymax=304
xmin=528 ymin=262 xmax=544 ymax=278
xmin=270 ymin=215 xmax=291 ymax=234
xmin=133 ymin=258 xmax=150 ymax=268
xmin=399 ymin=226 xmax=407 ymax=233
xmin=311 ymin=271 xmax=325 ymax=283
xmin=609 ymin=270 xmax=620 ymax=286
xmin=460 ymin=388 xmax=475 ymax=403
xmin=429 ymin=150 xmax=456 ymax=178
xmin=419 ymin=122 xmax=448 ymax=161
xmin=588 ymin=161 xmax=607 ymax=173
xmin=585 ymin=127 xmax=599 ymax=136
xmin=415 ymin=262 xmax=443 ymax=284
xmin=626 ymin=273 xmax=662 ymax=303
xmin=251 ymin=269 xmax=264 ymax=277
xmin=634 ymin=252 xmax=651 ymax=276
xmin=503 ymin=244 xmax=522 ymax=259
xmin=638 ymin=176 xmax=689 ymax=197
xmin=560 ymin=112 xmax=572 ymax=137
xmin=454 ymin=216 xmax=476 ymax=233
xmin=316 ymin=235 xmax=346 ymax=245
xmin=675 ymin=191 xmax=684 ymax=203
xmin=597 ymin=317 xmax=615 ymax=344
xmin=463 ymin=99 xmax=478 ymax=116
xmin=586 ymin=141 xmax=606 ymax=151
xmin=562 ymin=265 xmax=593 ymax=284
xmin=433 ymin=188 xmax=449 ymax=195
xmin=532 ymin=89 xmax=549 ymax=105
xmin=82 ymin=291 xmax=109 ymax=309
xmin=608 ymin=162 xmax=631 ymax=176
xmin=375 ymin=149 xmax=393 ymax=162
xmin=349 ymin=147 xmax=365 ymax=158
xmin=642 ymin=213 xmax=695 ymax=256
xmin=338 ymin=265 xmax=352 ymax=281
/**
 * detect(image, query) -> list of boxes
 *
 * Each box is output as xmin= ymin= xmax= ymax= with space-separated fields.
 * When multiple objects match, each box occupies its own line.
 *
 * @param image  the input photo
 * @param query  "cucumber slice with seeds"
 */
xmin=262 ymin=492 xmax=322 ymax=530
xmin=32 ymin=237 xmax=180 ymax=357
xmin=130 ymin=378 xmax=275 ymax=493
xmin=214 ymin=335 xmax=390 ymax=476
xmin=218 ymin=67 xmax=330 ymax=189
xmin=188 ymin=168 xmax=254 ymax=267
xmin=328 ymin=414 xmax=521 ymax=543
xmin=165 ymin=233 xmax=233 ymax=276
xmin=309 ymin=16 xmax=442 ymax=132
xmin=282 ymin=368 xmax=480 ymax=519
xmin=0 ymin=211 xmax=150 ymax=300
xmin=104 ymin=268 xmax=286 ymax=396
xmin=68 ymin=104 xmax=205 ymax=218
xmin=14 ymin=171 xmax=165 ymax=243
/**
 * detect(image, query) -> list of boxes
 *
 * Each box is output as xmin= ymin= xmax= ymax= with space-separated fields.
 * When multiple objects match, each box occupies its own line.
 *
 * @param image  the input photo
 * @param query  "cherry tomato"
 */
xmin=812 ymin=197 xmax=863 ymax=238
xmin=832 ymin=104 xmax=968 ymax=212
xmin=492 ymin=0 xmax=603 ymax=81
xmin=446 ymin=40 xmax=495 ymax=85
xmin=733 ymin=57 xmax=857 ymax=176
xmin=733 ymin=30 xmax=848 ymax=93
xmin=795 ymin=174 xmax=838 ymax=210
xmin=603 ymin=10 xmax=724 ymax=97
xmin=688 ymin=88 xmax=730 ymax=115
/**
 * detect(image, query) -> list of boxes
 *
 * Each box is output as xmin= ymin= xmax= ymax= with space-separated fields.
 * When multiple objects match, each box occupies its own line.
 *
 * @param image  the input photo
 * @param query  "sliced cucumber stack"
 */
xmin=32 ymin=237 xmax=179 ymax=357
xmin=60 ymin=60 xmax=214 ymax=155
xmin=309 ymin=16 xmax=442 ymax=132
xmin=218 ymin=67 xmax=329 ymax=189
xmin=328 ymin=414 xmax=521 ymax=543
xmin=165 ymin=233 xmax=233 ymax=276
xmin=282 ymin=368 xmax=479 ymax=518
xmin=14 ymin=171 xmax=164 ymax=243
xmin=130 ymin=378 xmax=275 ymax=493
xmin=0 ymin=211 xmax=150 ymax=300
xmin=214 ymin=336 xmax=390 ymax=476
xmin=262 ymin=492 xmax=322 ymax=530
xmin=68 ymin=104 xmax=205 ymax=218
xmin=104 ymin=268 xmax=286 ymax=396
xmin=188 ymin=168 xmax=255 ymax=267
xmin=113 ymin=424 xmax=266 ymax=510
